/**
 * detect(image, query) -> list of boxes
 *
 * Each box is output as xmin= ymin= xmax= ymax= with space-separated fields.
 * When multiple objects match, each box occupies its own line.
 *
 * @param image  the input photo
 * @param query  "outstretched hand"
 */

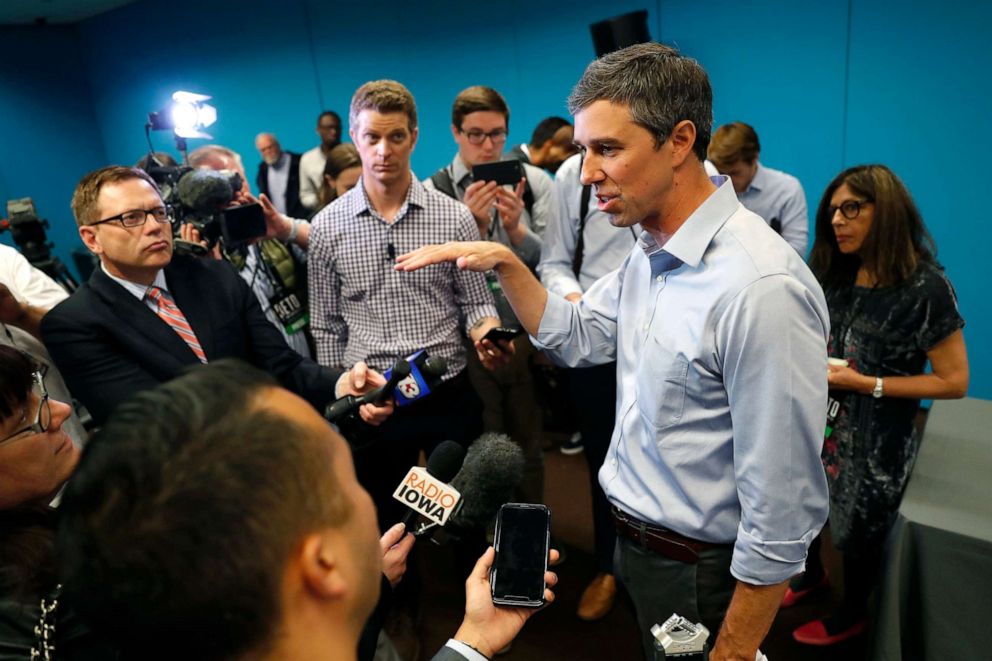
xmin=453 ymin=546 xmax=559 ymax=658
xmin=394 ymin=241 xmax=514 ymax=274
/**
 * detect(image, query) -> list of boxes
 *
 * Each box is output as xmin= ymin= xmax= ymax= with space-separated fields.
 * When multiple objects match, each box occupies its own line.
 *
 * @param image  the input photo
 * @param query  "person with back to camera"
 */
xmin=786 ymin=164 xmax=969 ymax=646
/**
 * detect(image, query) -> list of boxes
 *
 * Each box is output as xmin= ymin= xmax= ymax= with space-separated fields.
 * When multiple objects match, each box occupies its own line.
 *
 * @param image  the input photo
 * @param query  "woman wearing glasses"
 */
xmin=0 ymin=346 xmax=97 ymax=659
xmin=785 ymin=165 xmax=969 ymax=645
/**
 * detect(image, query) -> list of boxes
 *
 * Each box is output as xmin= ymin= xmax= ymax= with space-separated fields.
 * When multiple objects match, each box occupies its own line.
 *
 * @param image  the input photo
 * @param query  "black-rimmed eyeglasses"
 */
xmin=460 ymin=128 xmax=508 ymax=146
xmin=0 ymin=370 xmax=52 ymax=445
xmin=828 ymin=199 xmax=873 ymax=221
xmin=90 ymin=207 xmax=171 ymax=228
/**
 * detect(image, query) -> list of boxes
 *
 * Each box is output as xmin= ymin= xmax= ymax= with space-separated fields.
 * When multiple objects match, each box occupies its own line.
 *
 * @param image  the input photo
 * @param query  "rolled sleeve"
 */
xmin=717 ymin=274 xmax=830 ymax=584
xmin=532 ymin=266 xmax=621 ymax=367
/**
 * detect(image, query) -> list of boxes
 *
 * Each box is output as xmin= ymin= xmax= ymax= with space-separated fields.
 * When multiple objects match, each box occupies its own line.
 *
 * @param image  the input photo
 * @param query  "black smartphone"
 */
xmin=472 ymin=160 xmax=524 ymax=187
xmin=220 ymin=202 xmax=267 ymax=246
xmin=483 ymin=326 xmax=525 ymax=344
xmin=491 ymin=503 xmax=551 ymax=608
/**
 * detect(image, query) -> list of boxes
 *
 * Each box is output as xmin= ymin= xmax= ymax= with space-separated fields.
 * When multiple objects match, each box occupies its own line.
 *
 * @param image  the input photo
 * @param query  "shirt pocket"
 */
xmin=636 ymin=337 xmax=689 ymax=431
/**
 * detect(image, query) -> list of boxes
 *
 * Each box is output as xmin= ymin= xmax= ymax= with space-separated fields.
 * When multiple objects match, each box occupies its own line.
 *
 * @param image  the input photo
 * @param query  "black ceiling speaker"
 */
xmin=590 ymin=10 xmax=652 ymax=57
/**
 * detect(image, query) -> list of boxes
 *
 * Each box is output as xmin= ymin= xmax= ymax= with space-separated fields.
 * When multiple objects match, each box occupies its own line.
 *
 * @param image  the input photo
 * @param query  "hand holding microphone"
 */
xmin=326 ymin=359 xmax=411 ymax=423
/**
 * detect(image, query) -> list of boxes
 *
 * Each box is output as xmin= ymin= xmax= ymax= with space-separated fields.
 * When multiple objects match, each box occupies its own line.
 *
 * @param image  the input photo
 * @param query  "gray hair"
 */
xmin=567 ymin=42 xmax=713 ymax=161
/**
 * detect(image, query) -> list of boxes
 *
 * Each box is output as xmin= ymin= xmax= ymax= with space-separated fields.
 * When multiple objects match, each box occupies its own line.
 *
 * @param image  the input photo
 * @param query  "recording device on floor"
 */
xmin=1 ymin=198 xmax=79 ymax=292
xmin=472 ymin=160 xmax=524 ymax=187
xmin=652 ymin=615 xmax=709 ymax=659
xmin=490 ymin=503 xmax=551 ymax=608
xmin=139 ymin=159 xmax=266 ymax=255
xmin=394 ymin=441 xmax=466 ymax=532
xmin=482 ymin=326 xmax=525 ymax=345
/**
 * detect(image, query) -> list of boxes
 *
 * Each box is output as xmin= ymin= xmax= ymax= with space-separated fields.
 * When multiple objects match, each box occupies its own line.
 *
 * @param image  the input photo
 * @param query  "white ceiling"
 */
xmin=0 ymin=0 xmax=138 ymax=25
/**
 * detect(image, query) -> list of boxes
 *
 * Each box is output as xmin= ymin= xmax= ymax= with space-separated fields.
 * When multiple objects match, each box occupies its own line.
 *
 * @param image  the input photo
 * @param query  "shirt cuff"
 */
xmin=463 ymin=305 xmax=500 ymax=336
xmin=730 ymin=524 xmax=819 ymax=585
xmin=445 ymin=639 xmax=490 ymax=661
xmin=530 ymin=292 xmax=573 ymax=350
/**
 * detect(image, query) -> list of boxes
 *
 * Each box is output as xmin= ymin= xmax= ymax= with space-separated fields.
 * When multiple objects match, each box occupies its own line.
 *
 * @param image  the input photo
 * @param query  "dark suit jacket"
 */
xmin=41 ymin=255 xmax=341 ymax=426
xmin=256 ymin=151 xmax=308 ymax=219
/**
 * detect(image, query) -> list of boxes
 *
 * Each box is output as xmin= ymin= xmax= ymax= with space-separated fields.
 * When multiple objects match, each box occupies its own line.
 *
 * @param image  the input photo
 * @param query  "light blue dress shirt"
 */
xmin=737 ymin=162 xmax=809 ymax=255
xmin=533 ymin=176 xmax=830 ymax=585
xmin=538 ymin=152 xmax=639 ymax=297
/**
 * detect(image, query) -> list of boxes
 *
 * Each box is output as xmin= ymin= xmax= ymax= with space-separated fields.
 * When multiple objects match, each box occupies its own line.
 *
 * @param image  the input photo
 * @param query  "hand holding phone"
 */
xmin=482 ymin=326 xmax=525 ymax=345
xmin=491 ymin=503 xmax=551 ymax=607
xmin=472 ymin=160 xmax=524 ymax=186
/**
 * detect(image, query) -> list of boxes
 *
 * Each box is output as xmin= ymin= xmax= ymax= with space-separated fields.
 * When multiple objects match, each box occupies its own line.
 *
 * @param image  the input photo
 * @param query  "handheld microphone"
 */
xmin=324 ymin=359 xmax=411 ymax=422
xmin=394 ymin=441 xmax=466 ymax=530
xmin=390 ymin=350 xmax=447 ymax=407
xmin=176 ymin=169 xmax=241 ymax=211
xmin=412 ymin=433 xmax=524 ymax=539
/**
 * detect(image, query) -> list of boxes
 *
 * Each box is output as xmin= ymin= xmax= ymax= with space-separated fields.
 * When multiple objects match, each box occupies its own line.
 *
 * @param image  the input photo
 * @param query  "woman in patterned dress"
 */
xmin=785 ymin=165 xmax=970 ymax=645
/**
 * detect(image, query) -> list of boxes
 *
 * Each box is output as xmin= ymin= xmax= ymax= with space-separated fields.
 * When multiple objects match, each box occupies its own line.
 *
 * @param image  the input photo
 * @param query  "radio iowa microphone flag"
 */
xmin=393 ymin=441 xmax=464 ymax=526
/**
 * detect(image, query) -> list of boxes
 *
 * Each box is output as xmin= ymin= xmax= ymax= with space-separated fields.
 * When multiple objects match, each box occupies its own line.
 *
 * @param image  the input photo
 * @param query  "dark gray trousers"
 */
xmin=614 ymin=536 xmax=736 ymax=659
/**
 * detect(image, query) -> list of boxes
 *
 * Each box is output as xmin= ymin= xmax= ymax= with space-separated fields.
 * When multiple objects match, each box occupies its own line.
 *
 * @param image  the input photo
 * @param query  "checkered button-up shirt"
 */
xmin=309 ymin=175 xmax=498 ymax=378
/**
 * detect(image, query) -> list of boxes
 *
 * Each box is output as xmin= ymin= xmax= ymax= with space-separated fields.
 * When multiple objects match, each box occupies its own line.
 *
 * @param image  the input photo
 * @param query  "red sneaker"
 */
xmin=793 ymin=617 xmax=868 ymax=646
xmin=780 ymin=572 xmax=829 ymax=608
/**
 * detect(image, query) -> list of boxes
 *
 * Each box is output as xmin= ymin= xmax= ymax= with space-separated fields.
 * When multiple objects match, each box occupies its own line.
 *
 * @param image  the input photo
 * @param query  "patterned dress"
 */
xmin=822 ymin=261 xmax=964 ymax=553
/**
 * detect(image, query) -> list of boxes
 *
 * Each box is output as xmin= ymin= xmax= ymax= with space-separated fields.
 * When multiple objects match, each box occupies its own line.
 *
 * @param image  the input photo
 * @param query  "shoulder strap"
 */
xmin=522 ymin=179 xmax=535 ymax=217
xmin=430 ymin=168 xmax=458 ymax=200
xmin=572 ymin=184 xmax=593 ymax=276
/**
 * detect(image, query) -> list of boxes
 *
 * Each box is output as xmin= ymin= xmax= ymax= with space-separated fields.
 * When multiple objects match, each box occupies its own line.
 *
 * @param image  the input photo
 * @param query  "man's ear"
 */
xmin=349 ymin=126 xmax=357 ymax=144
xmin=410 ymin=126 xmax=419 ymax=151
xmin=669 ymin=120 xmax=698 ymax=168
xmin=79 ymin=226 xmax=102 ymax=256
xmin=299 ymin=533 xmax=348 ymax=599
xmin=450 ymin=123 xmax=460 ymax=143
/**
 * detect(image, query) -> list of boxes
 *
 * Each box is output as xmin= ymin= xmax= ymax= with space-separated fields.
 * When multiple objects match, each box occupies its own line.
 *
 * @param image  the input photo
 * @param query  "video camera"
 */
xmin=139 ymin=155 xmax=266 ymax=256
xmin=1 ymin=198 xmax=79 ymax=292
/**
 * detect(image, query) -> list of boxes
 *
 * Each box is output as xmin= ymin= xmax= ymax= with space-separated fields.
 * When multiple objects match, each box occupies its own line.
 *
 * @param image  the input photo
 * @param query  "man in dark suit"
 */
xmin=255 ymin=132 xmax=308 ymax=218
xmin=40 ymin=165 xmax=387 ymax=426
xmin=57 ymin=361 xmax=558 ymax=661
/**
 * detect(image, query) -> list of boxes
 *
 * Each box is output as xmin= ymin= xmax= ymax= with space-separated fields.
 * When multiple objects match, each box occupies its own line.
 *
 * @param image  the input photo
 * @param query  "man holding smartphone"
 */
xmin=424 ymin=86 xmax=559 ymax=509
xmin=397 ymin=43 xmax=829 ymax=661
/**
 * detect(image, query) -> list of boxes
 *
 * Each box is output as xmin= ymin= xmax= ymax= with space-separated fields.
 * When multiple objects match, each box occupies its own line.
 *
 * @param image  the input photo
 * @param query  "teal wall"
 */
xmin=1 ymin=0 xmax=989 ymax=397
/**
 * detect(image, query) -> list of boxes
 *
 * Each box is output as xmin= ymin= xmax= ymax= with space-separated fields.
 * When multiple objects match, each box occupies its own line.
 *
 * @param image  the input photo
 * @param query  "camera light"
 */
xmin=148 ymin=90 xmax=217 ymax=140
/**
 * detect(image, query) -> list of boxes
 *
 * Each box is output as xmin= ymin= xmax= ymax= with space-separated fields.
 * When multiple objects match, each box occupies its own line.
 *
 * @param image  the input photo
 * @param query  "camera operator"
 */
xmin=39 ymin=166 xmax=391 ymax=428
xmin=186 ymin=144 xmax=313 ymax=357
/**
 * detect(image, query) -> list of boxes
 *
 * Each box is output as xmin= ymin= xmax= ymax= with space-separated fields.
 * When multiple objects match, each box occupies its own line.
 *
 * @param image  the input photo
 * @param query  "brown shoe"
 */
xmin=577 ymin=573 xmax=617 ymax=620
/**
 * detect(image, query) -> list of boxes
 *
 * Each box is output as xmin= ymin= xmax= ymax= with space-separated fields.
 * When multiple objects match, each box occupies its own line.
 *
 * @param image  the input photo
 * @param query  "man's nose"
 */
xmin=579 ymin=154 xmax=603 ymax=186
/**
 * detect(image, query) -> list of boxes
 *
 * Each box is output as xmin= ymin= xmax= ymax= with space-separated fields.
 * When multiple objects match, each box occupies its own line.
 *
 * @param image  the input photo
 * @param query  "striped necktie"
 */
xmin=145 ymin=286 xmax=208 ymax=363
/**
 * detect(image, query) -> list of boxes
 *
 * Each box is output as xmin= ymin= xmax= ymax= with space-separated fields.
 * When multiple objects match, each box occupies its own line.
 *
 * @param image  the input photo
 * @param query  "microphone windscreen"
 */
xmin=422 ymin=356 xmax=447 ymax=379
xmin=176 ymin=169 xmax=234 ymax=211
xmin=425 ymin=440 xmax=465 ymax=483
xmin=448 ymin=433 xmax=524 ymax=531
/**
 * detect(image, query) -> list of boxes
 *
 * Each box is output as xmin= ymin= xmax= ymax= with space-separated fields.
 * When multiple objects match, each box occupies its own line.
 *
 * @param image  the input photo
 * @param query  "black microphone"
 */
xmin=324 ymin=359 xmax=412 ymax=422
xmin=398 ymin=441 xmax=466 ymax=530
xmin=175 ymin=169 xmax=241 ymax=211
xmin=414 ymin=433 xmax=524 ymax=539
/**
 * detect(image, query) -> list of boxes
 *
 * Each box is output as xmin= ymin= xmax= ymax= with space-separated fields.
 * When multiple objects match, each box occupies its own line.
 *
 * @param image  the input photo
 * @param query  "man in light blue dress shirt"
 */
xmin=397 ymin=43 xmax=830 ymax=660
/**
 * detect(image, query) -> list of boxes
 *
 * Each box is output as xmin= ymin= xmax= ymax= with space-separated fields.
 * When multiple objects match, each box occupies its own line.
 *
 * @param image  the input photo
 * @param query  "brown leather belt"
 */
xmin=611 ymin=506 xmax=732 ymax=565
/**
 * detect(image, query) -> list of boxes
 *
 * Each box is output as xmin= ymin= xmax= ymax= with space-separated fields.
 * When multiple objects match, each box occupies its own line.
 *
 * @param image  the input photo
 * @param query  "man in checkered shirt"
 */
xmin=309 ymin=80 xmax=510 ymax=525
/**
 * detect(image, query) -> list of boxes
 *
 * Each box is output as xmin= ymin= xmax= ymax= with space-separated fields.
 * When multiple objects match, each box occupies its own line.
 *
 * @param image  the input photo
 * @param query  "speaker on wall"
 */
xmin=590 ymin=10 xmax=652 ymax=57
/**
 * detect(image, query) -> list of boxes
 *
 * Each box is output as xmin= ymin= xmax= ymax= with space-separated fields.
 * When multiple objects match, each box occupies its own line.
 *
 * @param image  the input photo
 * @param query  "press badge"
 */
xmin=269 ymin=291 xmax=308 ymax=335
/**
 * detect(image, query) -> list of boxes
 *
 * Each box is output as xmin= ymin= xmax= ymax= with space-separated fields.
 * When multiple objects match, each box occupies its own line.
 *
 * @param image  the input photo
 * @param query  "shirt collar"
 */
xmin=520 ymin=143 xmax=531 ymax=159
xmin=638 ymin=175 xmax=738 ymax=270
xmin=348 ymin=174 xmax=427 ymax=220
xmin=271 ymin=152 xmax=289 ymax=170
xmin=745 ymin=161 xmax=767 ymax=194
xmin=451 ymin=154 xmax=472 ymax=189
xmin=101 ymin=262 xmax=169 ymax=300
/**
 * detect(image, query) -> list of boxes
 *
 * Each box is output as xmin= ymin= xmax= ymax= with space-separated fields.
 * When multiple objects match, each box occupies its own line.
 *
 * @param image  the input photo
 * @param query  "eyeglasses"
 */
xmin=0 ymin=370 xmax=52 ymax=446
xmin=90 ymin=207 xmax=171 ymax=228
xmin=460 ymin=128 xmax=508 ymax=146
xmin=828 ymin=199 xmax=872 ymax=221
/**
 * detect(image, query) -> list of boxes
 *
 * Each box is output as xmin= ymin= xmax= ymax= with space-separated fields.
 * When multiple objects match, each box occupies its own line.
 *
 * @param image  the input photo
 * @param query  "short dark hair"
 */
xmin=57 ymin=361 xmax=349 ymax=660
xmin=452 ymin=86 xmax=509 ymax=130
xmin=0 ymin=345 xmax=35 ymax=420
xmin=318 ymin=110 xmax=341 ymax=126
xmin=707 ymin=122 xmax=760 ymax=168
xmin=568 ymin=42 xmax=713 ymax=162
xmin=529 ymin=116 xmax=571 ymax=148
xmin=808 ymin=164 xmax=937 ymax=288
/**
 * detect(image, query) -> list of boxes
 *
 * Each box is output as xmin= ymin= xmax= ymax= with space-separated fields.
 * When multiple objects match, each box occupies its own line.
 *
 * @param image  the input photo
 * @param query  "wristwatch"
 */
xmin=872 ymin=376 xmax=884 ymax=398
